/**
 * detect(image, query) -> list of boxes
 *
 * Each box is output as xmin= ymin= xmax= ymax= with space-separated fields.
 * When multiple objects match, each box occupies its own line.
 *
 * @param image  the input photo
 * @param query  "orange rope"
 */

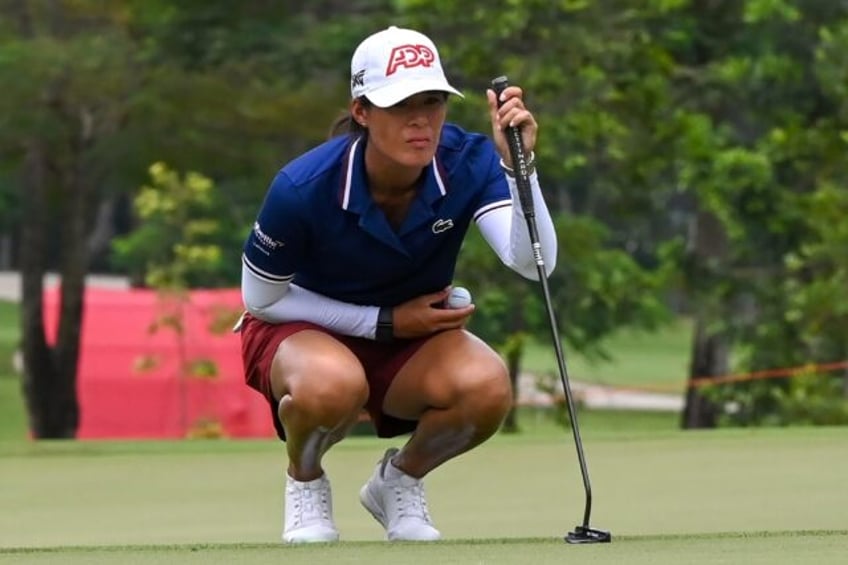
xmin=687 ymin=360 xmax=848 ymax=389
xmin=557 ymin=360 xmax=848 ymax=395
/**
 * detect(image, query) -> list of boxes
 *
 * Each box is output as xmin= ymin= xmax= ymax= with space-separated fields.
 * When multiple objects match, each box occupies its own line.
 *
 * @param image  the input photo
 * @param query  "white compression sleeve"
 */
xmin=240 ymin=263 xmax=380 ymax=339
xmin=475 ymin=171 xmax=557 ymax=280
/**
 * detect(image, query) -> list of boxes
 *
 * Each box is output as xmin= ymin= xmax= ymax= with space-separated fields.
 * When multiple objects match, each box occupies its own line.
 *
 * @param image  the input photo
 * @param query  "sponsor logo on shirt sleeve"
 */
xmin=252 ymin=222 xmax=285 ymax=255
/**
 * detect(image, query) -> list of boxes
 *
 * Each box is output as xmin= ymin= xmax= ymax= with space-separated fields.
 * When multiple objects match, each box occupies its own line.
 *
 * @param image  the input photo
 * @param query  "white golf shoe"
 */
xmin=359 ymin=448 xmax=441 ymax=541
xmin=283 ymin=473 xmax=339 ymax=543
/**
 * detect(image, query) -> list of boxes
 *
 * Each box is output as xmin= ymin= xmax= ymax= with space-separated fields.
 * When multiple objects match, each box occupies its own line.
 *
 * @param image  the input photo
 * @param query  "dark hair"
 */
xmin=328 ymin=96 xmax=371 ymax=139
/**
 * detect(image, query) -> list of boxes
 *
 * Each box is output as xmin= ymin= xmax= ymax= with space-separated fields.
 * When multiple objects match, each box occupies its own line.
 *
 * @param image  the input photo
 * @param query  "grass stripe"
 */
xmin=2 ymin=529 xmax=847 ymax=554
xmin=2 ymin=533 xmax=847 ymax=565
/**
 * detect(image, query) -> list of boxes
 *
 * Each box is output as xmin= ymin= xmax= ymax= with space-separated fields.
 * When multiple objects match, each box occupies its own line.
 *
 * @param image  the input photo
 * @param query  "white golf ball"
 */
xmin=446 ymin=286 xmax=472 ymax=309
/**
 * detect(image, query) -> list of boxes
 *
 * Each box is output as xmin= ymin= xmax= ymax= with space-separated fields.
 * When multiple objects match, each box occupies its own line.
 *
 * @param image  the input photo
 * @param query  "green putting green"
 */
xmin=1 ymin=426 xmax=846 ymax=563
xmin=2 ymin=533 xmax=846 ymax=565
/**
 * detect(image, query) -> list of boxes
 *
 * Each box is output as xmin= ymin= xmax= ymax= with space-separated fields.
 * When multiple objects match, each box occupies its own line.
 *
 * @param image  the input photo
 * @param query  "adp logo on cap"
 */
xmin=350 ymin=26 xmax=463 ymax=108
xmin=386 ymin=44 xmax=435 ymax=76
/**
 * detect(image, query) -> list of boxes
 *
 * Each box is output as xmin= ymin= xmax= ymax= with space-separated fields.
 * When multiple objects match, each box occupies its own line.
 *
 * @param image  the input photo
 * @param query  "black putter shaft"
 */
xmin=491 ymin=76 xmax=610 ymax=544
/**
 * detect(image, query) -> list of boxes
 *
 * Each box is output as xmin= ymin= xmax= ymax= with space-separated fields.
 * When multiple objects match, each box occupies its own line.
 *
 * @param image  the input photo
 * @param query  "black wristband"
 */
xmin=375 ymin=306 xmax=394 ymax=343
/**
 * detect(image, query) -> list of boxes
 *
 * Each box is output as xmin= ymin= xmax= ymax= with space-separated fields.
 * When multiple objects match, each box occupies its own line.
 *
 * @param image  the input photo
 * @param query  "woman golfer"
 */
xmin=239 ymin=25 xmax=557 ymax=543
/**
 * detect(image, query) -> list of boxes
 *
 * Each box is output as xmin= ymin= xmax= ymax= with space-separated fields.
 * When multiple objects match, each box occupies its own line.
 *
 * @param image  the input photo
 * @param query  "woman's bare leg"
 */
xmin=270 ymin=330 xmax=369 ymax=481
xmin=382 ymin=329 xmax=512 ymax=478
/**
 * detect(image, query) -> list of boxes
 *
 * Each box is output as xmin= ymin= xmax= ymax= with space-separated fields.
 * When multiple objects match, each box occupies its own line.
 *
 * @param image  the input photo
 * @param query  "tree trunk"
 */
xmin=842 ymin=367 xmax=848 ymax=399
xmin=13 ymin=0 xmax=59 ymax=439
xmin=681 ymin=315 xmax=728 ymax=428
xmin=0 ymin=234 xmax=13 ymax=269
xmin=19 ymin=140 xmax=66 ymax=438
xmin=14 ymin=0 xmax=110 ymax=439
xmin=51 ymin=142 xmax=94 ymax=438
xmin=19 ymin=104 xmax=96 ymax=439
xmin=501 ymin=343 xmax=521 ymax=433
xmin=681 ymin=209 xmax=730 ymax=429
xmin=500 ymin=304 xmax=527 ymax=434
xmin=19 ymin=162 xmax=92 ymax=438
xmin=86 ymin=196 xmax=118 ymax=267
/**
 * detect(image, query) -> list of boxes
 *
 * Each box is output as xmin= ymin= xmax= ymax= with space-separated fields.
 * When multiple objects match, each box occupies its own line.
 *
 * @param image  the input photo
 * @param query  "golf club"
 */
xmin=492 ymin=75 xmax=611 ymax=544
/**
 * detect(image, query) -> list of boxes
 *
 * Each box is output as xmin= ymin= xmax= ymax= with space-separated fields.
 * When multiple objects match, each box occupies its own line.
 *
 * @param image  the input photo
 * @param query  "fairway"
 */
xmin=522 ymin=317 xmax=694 ymax=392
xmin=1 ymin=426 xmax=846 ymax=563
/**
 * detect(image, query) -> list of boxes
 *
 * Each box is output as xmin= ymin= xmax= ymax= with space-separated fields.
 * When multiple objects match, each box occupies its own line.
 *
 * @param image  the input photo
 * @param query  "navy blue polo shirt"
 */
xmin=242 ymin=123 xmax=511 ymax=308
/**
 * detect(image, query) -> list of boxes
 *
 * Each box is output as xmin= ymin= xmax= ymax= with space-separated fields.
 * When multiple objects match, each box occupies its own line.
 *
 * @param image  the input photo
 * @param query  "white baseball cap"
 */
xmin=350 ymin=26 xmax=463 ymax=108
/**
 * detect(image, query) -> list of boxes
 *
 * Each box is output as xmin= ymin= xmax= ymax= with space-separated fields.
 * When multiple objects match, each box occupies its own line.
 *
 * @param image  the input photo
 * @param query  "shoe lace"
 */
xmin=288 ymin=481 xmax=331 ymax=527
xmin=392 ymin=480 xmax=433 ymax=523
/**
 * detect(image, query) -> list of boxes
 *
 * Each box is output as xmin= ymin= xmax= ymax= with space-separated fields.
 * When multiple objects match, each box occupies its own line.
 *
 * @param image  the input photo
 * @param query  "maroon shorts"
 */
xmin=239 ymin=313 xmax=430 ymax=441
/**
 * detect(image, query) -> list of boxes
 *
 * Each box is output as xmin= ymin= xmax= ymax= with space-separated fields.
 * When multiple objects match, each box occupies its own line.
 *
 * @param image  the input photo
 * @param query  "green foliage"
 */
xmin=113 ymin=162 xmax=241 ymax=435
xmin=458 ymin=208 xmax=673 ymax=437
xmin=696 ymin=3 xmax=848 ymax=424
xmin=399 ymin=0 xmax=848 ymax=427
xmin=705 ymin=373 xmax=848 ymax=427
xmin=546 ymin=215 xmax=674 ymax=359
xmin=187 ymin=358 xmax=218 ymax=380
xmin=0 ymin=19 xmax=140 ymax=211
xmin=784 ymin=183 xmax=848 ymax=356
xmin=112 ymin=163 xmax=227 ymax=289
xmin=770 ymin=374 xmax=848 ymax=425
xmin=129 ymin=0 xmax=395 ymax=78
xmin=401 ymin=1 xmax=689 ymax=365
xmin=3 ymin=0 xmax=848 ymax=428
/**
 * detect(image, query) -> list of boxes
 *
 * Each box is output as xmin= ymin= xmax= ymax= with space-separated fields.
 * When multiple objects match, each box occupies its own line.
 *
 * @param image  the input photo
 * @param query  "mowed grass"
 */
xmin=2 ymin=533 xmax=846 ymax=565
xmin=0 ymin=299 xmax=27 ymax=441
xmin=2 ymin=299 xmax=846 ymax=562
xmin=521 ymin=317 xmax=693 ymax=393
xmin=0 ymin=376 xmax=27 ymax=441
xmin=1 ymin=426 xmax=846 ymax=563
xmin=0 ymin=299 xmax=18 ymax=369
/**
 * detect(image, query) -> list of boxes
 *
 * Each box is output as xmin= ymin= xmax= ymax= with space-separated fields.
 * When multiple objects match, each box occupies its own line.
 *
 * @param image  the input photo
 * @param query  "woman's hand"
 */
xmin=391 ymin=287 xmax=474 ymax=339
xmin=486 ymin=85 xmax=537 ymax=168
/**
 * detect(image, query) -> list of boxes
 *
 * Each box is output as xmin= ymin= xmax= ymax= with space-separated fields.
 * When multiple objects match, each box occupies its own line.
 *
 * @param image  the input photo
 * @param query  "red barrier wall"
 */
xmin=43 ymin=287 xmax=275 ymax=439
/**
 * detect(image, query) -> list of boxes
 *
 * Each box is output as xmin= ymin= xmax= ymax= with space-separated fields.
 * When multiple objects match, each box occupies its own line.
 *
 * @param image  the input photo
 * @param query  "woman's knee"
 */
xmin=272 ymin=335 xmax=369 ymax=416
xmin=386 ymin=330 xmax=512 ymax=421
xmin=458 ymin=360 xmax=513 ymax=419
xmin=295 ymin=377 xmax=368 ymax=418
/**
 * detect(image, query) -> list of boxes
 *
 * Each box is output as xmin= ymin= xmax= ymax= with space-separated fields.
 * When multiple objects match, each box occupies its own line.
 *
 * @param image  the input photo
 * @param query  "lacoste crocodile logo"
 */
xmin=432 ymin=218 xmax=454 ymax=234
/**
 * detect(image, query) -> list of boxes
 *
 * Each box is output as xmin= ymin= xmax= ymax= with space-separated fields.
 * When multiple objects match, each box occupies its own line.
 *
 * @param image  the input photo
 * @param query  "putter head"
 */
xmin=566 ymin=525 xmax=612 ymax=544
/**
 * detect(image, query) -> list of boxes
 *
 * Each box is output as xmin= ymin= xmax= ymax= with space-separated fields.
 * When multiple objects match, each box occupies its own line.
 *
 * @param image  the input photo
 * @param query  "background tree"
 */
xmin=399 ymin=0 xmax=848 ymax=428
xmin=0 ymin=1 xmax=145 ymax=437
xmin=3 ymin=0 xmax=847 ymax=435
xmin=399 ymin=0 xmax=685 ymax=427
xmin=0 ymin=0 xmax=389 ymax=437
xmin=670 ymin=0 xmax=848 ymax=425
xmin=114 ymin=163 xmax=241 ymax=436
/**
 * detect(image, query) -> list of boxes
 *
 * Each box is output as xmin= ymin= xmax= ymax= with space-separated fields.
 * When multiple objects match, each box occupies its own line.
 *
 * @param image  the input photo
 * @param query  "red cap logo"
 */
xmin=385 ymin=44 xmax=435 ymax=76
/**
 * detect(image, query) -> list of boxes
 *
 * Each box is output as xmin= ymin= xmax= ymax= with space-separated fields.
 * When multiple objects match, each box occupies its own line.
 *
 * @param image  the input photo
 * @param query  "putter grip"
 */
xmin=491 ymin=76 xmax=534 ymax=217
